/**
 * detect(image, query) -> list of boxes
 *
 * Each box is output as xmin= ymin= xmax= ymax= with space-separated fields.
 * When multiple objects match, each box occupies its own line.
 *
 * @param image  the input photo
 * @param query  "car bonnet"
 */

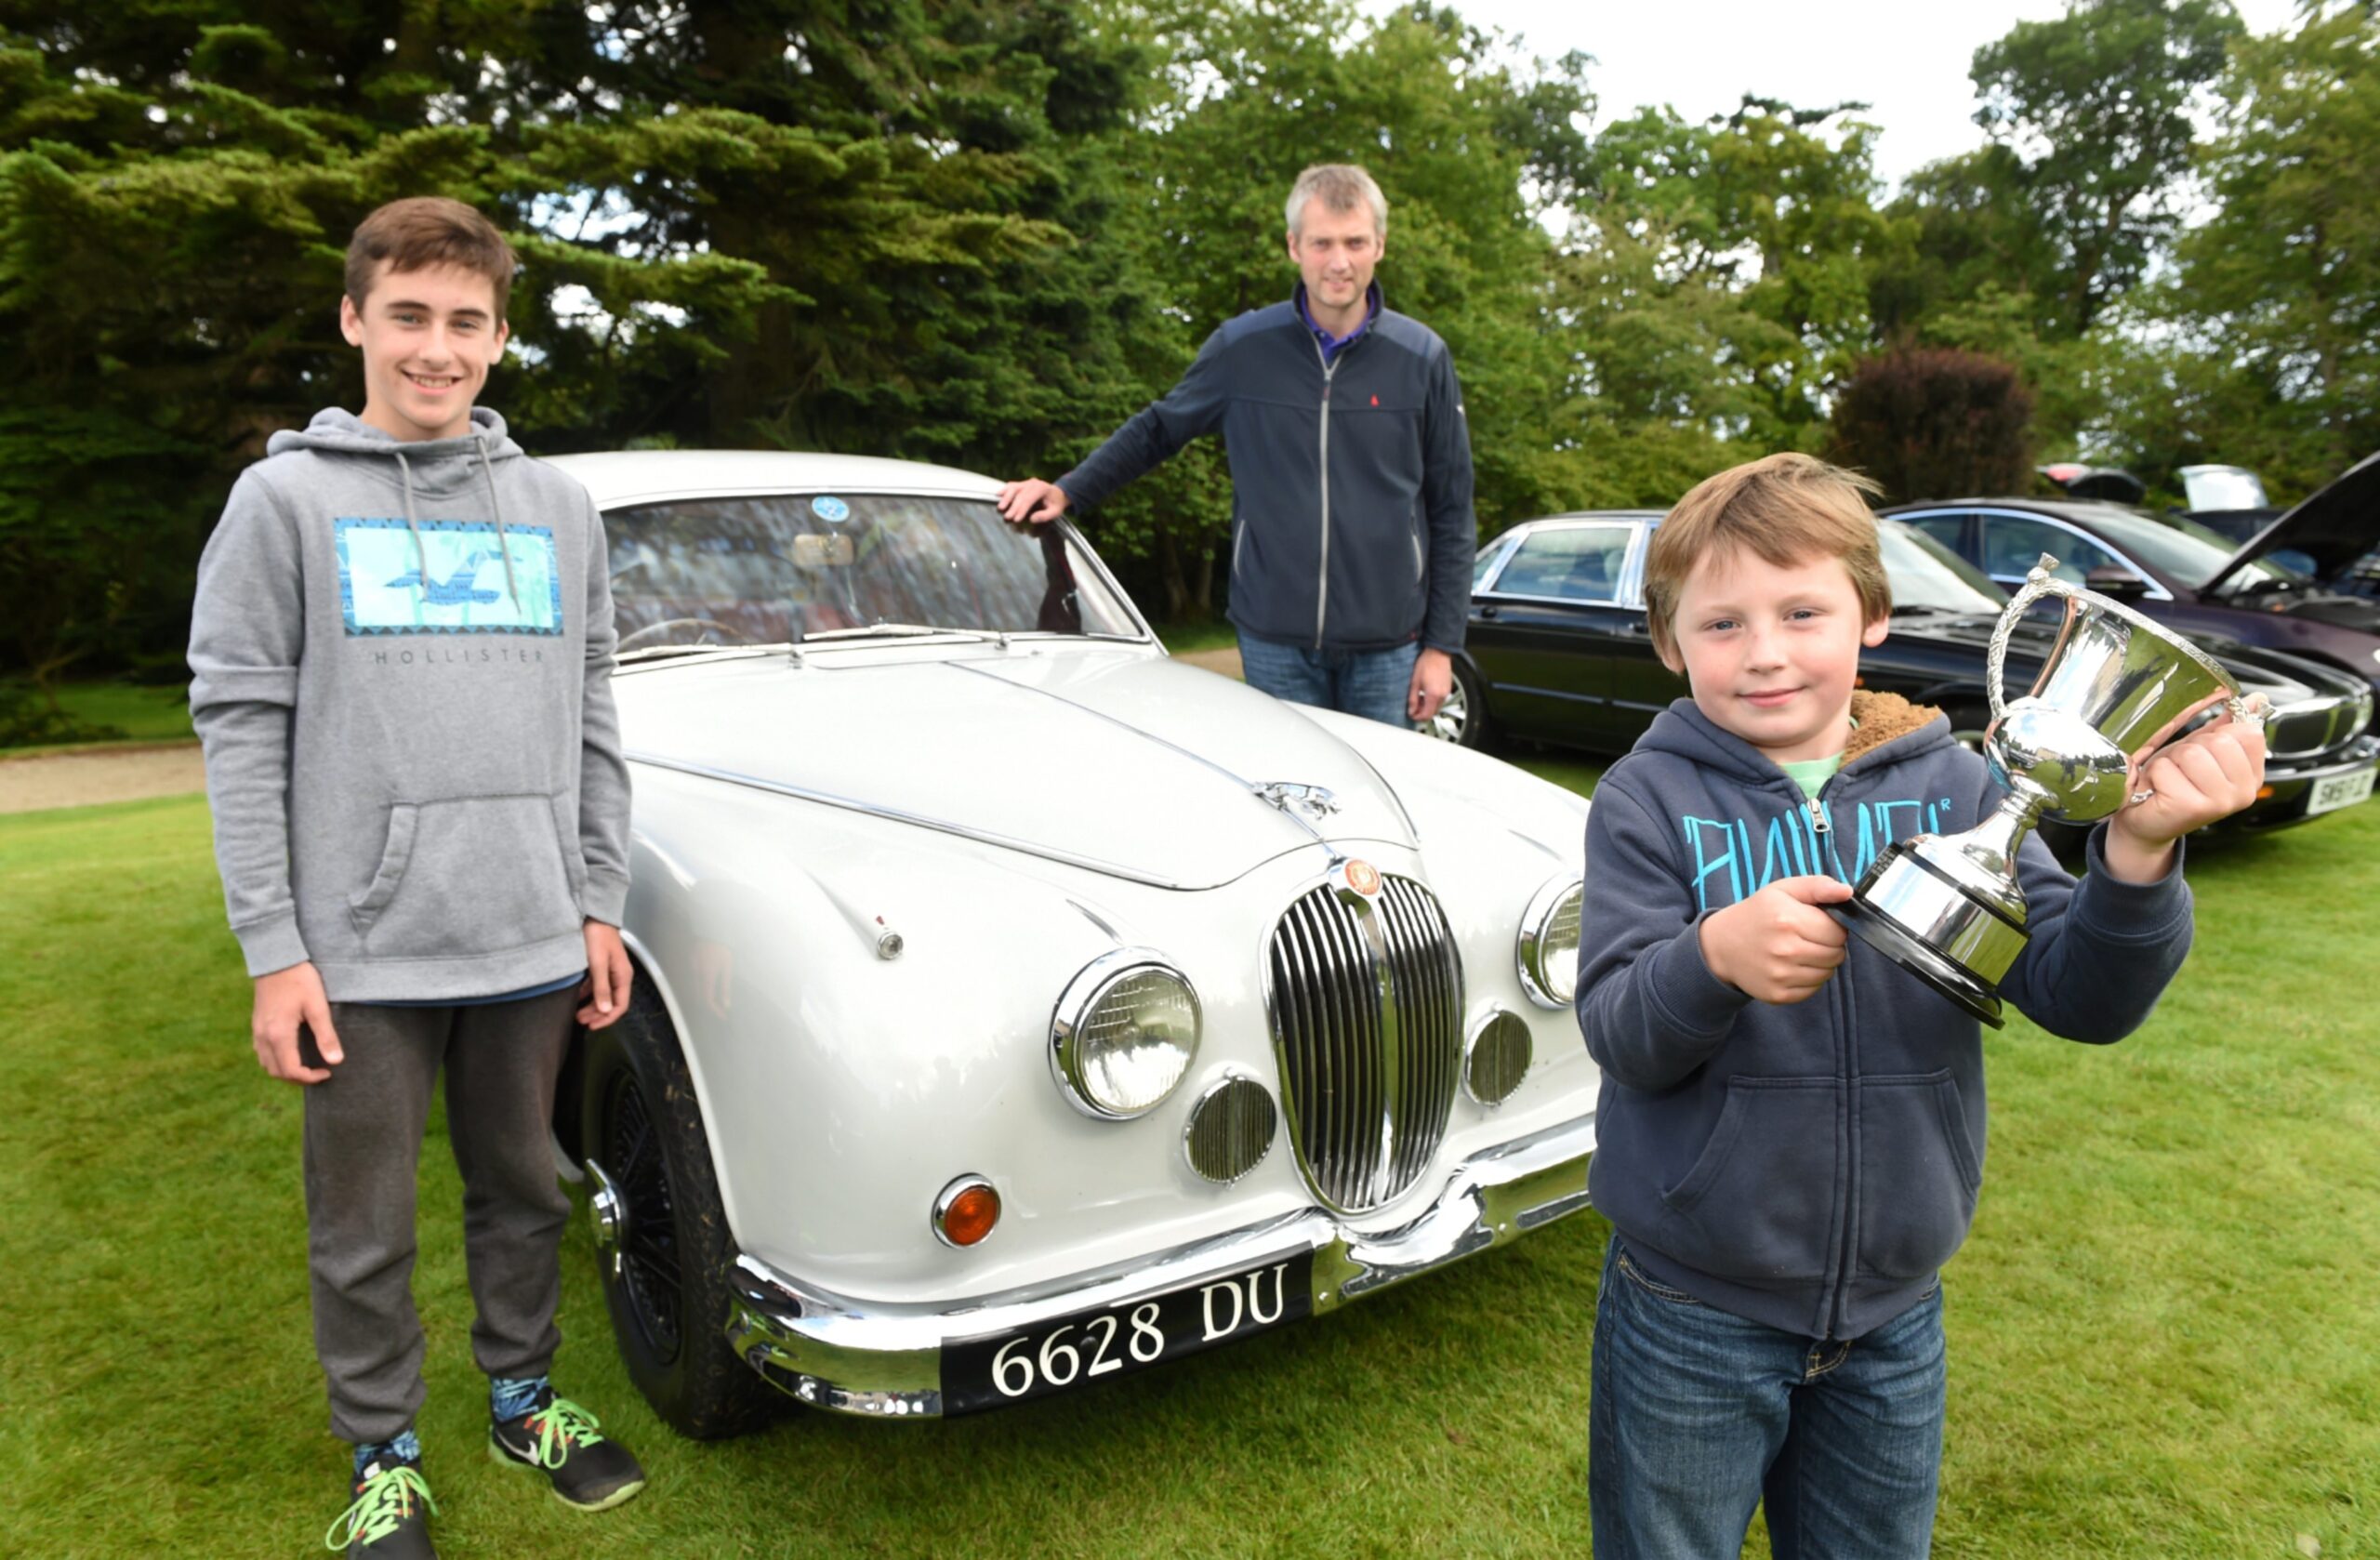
xmin=2201 ymin=448 xmax=2380 ymax=592
xmin=611 ymin=650 xmax=1417 ymax=889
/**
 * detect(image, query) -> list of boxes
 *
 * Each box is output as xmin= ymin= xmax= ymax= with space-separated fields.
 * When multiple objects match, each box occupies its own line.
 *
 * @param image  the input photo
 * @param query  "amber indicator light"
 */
xmin=940 ymin=1183 xmax=1001 ymax=1247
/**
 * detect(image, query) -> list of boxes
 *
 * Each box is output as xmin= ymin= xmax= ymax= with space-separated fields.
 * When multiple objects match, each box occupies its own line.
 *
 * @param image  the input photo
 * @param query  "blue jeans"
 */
xmin=1236 ymin=632 xmax=1417 ymax=729
xmin=1591 ymin=1238 xmax=1945 ymax=1560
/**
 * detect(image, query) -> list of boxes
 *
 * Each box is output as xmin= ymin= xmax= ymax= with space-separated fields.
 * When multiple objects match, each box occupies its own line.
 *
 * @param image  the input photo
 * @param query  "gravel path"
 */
xmin=0 ymin=652 xmax=1249 ymax=816
xmin=0 ymin=743 xmax=208 ymax=814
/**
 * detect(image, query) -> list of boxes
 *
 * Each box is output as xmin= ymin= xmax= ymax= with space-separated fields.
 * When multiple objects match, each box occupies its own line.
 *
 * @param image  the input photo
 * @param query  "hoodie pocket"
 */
xmin=1656 ymin=1076 xmax=1838 ymax=1283
xmin=349 ymin=794 xmax=579 ymax=958
xmin=1856 ymin=1071 xmax=1984 ymax=1281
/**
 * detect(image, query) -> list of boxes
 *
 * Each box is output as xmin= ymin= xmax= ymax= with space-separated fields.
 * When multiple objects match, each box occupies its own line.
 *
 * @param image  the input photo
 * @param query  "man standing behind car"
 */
xmin=998 ymin=164 xmax=1476 ymax=729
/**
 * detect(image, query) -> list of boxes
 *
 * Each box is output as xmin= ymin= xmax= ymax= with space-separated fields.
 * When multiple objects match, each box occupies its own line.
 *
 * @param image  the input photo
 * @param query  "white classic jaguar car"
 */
xmin=546 ymin=450 xmax=1600 ymax=1434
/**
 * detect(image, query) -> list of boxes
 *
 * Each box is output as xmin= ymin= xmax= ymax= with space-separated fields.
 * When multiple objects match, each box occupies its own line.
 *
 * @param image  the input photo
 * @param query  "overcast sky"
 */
xmin=1368 ymin=0 xmax=2304 ymax=192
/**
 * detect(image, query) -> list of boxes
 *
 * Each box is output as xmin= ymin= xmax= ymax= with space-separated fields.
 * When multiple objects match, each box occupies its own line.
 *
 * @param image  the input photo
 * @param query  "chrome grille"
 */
xmin=1264 ymin=872 xmax=1463 ymax=1212
xmin=2266 ymin=690 xmax=2372 ymax=760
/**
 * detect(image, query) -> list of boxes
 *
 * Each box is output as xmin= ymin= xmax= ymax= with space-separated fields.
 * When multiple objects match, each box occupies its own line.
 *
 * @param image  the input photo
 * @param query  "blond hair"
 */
xmin=1285 ymin=165 xmax=1386 ymax=238
xmin=1646 ymin=453 xmax=1890 ymax=668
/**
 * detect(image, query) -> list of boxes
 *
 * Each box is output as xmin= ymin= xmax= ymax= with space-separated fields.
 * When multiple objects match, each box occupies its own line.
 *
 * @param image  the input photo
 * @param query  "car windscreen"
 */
xmin=602 ymin=493 xmax=1143 ymax=651
xmin=2069 ymin=505 xmax=2307 ymax=591
xmin=1878 ymin=522 xmax=2007 ymax=613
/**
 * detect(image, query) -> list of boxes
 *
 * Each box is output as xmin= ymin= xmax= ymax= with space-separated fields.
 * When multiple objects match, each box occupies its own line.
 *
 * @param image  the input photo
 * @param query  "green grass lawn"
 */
xmin=3 ymin=787 xmax=2374 ymax=1557
xmin=0 ymin=679 xmax=195 ymax=756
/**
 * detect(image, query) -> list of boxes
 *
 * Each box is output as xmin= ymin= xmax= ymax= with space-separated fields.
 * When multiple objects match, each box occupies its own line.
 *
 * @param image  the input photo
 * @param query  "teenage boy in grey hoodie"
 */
xmin=189 ymin=198 xmax=644 ymax=1559
xmin=1576 ymin=454 xmax=2266 ymax=1559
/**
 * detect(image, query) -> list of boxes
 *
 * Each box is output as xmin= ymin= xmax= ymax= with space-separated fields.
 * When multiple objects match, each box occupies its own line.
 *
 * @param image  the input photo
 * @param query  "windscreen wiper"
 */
xmin=801 ymin=622 xmax=1013 ymax=647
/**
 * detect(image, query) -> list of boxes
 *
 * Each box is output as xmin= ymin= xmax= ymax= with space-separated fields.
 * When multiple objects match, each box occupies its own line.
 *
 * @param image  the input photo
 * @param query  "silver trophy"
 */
xmin=1835 ymin=554 xmax=2262 ymax=1027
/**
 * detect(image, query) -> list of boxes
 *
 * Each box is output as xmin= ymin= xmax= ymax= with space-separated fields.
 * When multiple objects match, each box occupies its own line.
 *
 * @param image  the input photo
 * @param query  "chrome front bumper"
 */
xmin=723 ymin=1112 xmax=1595 ymax=1417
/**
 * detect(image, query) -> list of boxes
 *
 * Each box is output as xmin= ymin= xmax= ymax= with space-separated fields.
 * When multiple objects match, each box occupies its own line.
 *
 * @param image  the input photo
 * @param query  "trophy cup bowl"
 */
xmin=1833 ymin=554 xmax=2260 ymax=1027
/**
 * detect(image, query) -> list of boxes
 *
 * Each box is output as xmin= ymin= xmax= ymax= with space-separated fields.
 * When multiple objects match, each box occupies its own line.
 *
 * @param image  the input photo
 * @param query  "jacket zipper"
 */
xmin=1314 ymin=337 xmax=1339 ymax=650
xmin=1810 ymin=772 xmax=1859 ymax=1342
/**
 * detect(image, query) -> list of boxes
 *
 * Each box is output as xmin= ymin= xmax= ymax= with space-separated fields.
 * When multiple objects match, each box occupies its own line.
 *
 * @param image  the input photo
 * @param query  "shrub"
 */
xmin=1828 ymin=348 xmax=2036 ymax=503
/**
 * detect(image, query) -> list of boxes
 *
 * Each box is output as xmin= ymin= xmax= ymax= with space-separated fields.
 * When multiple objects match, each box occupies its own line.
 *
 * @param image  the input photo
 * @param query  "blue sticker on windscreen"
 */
xmin=812 ymin=495 xmax=851 ymax=523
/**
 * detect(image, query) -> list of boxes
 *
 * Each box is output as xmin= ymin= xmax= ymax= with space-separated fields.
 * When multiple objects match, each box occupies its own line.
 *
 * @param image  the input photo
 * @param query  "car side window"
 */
xmin=1980 ymin=515 xmax=2124 ymax=586
xmin=1902 ymin=511 xmax=1969 ymax=556
xmin=1490 ymin=525 xmax=1634 ymax=603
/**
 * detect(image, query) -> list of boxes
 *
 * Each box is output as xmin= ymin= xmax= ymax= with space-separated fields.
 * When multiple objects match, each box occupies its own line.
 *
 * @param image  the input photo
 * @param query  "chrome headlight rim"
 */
xmin=1050 ymin=947 xmax=1202 ymax=1121
xmin=1515 ymin=874 xmax=1584 ymax=1010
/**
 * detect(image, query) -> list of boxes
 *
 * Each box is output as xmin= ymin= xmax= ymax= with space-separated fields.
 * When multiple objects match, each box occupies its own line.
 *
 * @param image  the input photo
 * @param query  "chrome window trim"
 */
xmin=930 ymin=1174 xmax=999 ymax=1250
xmin=1474 ymin=516 xmax=1649 ymax=608
xmin=1048 ymin=947 xmax=1202 ymax=1121
xmin=595 ymin=493 xmax=1159 ymax=645
xmin=1914 ymin=506 xmax=2176 ymax=602
xmin=1515 ymin=874 xmax=1585 ymax=1011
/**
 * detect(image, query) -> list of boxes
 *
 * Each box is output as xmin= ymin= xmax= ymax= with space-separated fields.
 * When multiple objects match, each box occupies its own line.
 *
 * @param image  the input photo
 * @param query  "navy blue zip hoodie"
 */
xmin=1577 ymin=693 xmax=2195 ymax=1340
xmin=1057 ymin=284 xmax=1475 ymax=654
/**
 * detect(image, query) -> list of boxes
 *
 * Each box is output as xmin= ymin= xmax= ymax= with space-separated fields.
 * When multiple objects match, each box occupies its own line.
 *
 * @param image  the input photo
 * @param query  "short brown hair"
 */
xmin=344 ymin=197 xmax=517 ymax=319
xmin=1646 ymin=453 xmax=1890 ymax=669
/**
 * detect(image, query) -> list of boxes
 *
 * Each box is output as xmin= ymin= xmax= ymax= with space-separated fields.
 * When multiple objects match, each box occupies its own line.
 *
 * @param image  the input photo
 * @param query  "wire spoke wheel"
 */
xmin=604 ymin=1071 xmax=683 ymax=1360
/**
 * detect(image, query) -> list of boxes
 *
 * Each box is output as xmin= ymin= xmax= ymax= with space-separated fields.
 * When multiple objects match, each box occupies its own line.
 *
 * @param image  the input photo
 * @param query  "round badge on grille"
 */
xmin=1343 ymin=859 xmax=1381 ymax=896
xmin=1183 ymin=1075 xmax=1278 ymax=1183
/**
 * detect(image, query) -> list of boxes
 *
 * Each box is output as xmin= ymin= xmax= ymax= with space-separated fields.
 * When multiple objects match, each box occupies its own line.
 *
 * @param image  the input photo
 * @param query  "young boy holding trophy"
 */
xmin=1573 ymin=453 xmax=2266 ymax=1558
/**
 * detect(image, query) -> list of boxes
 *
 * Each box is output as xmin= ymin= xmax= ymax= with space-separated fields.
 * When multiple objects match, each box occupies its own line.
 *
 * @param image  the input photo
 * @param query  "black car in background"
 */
xmin=1433 ymin=510 xmax=2379 ymax=836
xmin=1880 ymin=451 xmax=2380 ymax=709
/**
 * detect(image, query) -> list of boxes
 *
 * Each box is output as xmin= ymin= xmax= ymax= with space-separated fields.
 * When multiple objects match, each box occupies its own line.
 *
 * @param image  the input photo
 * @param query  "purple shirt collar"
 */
xmin=1295 ymin=282 xmax=1382 ymax=364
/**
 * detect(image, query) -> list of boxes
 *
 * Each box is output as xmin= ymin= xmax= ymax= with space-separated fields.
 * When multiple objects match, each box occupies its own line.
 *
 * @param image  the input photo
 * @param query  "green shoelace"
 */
xmin=520 ymin=1397 xmax=608 ymax=1470
xmin=324 ymin=1462 xmax=436 ymax=1552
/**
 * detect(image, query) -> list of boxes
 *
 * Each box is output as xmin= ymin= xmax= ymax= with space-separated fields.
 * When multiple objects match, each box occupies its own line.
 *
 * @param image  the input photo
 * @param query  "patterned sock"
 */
xmin=350 ymin=1427 xmax=422 ymax=1482
xmin=490 ymin=1374 xmax=550 ymax=1423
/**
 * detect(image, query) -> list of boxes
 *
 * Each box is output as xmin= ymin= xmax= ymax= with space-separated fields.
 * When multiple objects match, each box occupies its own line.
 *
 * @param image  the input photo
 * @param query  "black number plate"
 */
xmin=941 ymin=1251 xmax=1315 ymax=1415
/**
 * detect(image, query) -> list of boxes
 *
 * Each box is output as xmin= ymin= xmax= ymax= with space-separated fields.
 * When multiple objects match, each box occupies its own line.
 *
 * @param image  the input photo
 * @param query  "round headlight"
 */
xmin=1051 ymin=951 xmax=1201 ymax=1119
xmin=1516 ymin=877 xmax=1583 ymax=1009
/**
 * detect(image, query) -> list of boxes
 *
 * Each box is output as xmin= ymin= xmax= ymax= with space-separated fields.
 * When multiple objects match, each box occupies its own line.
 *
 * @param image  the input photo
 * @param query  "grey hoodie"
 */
xmin=189 ymin=407 xmax=631 ymax=1002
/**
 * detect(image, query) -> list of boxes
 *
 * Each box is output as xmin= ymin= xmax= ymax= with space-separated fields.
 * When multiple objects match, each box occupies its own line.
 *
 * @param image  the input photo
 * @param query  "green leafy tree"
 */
xmin=1559 ymin=96 xmax=1891 ymax=473
xmin=2141 ymin=3 xmax=2380 ymax=496
xmin=1968 ymin=0 xmax=2243 ymax=338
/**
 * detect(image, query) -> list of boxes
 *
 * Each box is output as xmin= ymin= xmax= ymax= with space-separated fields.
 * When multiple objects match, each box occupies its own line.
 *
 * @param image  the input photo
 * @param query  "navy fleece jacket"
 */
xmin=1576 ymin=694 xmax=2195 ymax=1340
xmin=1057 ymin=284 xmax=1475 ymax=654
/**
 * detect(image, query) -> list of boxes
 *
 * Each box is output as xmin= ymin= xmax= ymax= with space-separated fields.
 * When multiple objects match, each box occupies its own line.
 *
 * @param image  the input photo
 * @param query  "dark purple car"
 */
xmin=1881 ymin=451 xmax=2380 ymax=720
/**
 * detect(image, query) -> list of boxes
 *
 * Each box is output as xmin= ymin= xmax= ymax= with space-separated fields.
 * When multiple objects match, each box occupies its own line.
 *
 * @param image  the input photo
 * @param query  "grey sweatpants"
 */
xmin=304 ymin=990 xmax=577 ymax=1445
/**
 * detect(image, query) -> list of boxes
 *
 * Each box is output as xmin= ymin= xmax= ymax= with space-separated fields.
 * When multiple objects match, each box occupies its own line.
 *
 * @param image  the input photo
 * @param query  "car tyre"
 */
xmin=581 ymin=984 xmax=780 ymax=1440
xmin=1427 ymin=657 xmax=1490 ymax=749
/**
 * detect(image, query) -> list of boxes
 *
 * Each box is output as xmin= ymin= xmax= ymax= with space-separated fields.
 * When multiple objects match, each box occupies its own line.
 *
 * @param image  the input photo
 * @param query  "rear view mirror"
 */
xmin=793 ymin=533 xmax=855 ymax=567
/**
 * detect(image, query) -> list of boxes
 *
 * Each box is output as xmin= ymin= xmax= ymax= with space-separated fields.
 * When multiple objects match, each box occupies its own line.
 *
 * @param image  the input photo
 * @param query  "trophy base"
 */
xmin=1832 ymin=894 xmax=2006 ymax=1030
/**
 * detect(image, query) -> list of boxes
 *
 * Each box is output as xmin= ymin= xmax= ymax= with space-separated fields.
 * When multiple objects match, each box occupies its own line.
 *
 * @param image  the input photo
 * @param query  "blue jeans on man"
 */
xmin=1236 ymin=632 xmax=1417 ymax=729
xmin=1591 ymin=1238 xmax=1945 ymax=1560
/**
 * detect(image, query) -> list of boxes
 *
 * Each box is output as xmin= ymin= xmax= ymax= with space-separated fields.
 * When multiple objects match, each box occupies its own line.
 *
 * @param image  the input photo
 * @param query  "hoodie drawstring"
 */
xmin=393 ymin=451 xmax=430 ymax=586
xmin=475 ymin=432 xmax=521 ymax=608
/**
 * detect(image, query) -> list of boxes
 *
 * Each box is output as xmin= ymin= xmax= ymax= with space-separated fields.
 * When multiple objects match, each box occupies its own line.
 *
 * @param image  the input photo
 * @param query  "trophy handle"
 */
xmin=1985 ymin=556 xmax=2072 ymax=722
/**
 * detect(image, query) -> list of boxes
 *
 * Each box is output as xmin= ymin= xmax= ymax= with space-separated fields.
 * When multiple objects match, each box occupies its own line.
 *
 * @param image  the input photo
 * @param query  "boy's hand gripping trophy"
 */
xmin=1833 ymin=554 xmax=2266 ymax=1027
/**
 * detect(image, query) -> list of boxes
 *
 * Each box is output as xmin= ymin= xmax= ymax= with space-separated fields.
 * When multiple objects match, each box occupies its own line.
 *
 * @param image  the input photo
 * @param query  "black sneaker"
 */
xmin=487 ymin=1390 xmax=646 ymax=1512
xmin=325 ymin=1456 xmax=438 ymax=1557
